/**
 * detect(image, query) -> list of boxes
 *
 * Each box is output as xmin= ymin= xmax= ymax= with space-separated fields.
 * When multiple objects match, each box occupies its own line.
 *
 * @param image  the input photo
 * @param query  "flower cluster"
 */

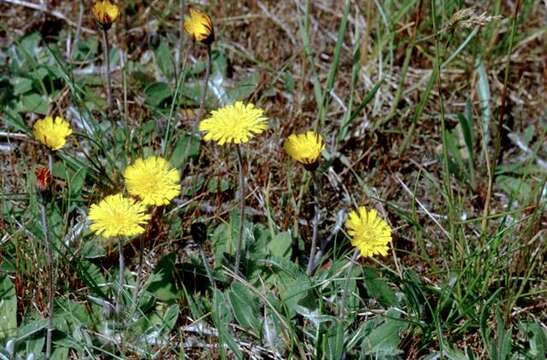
xmin=88 ymin=157 xmax=180 ymax=239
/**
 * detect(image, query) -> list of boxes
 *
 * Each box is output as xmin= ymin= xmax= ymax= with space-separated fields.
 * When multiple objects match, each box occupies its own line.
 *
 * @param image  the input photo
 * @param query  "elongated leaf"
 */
xmin=475 ymin=58 xmax=491 ymax=147
xmin=0 ymin=276 xmax=17 ymax=341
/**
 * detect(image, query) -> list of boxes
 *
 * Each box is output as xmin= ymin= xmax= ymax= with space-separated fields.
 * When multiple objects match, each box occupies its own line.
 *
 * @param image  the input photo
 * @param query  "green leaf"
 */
xmin=266 ymin=231 xmax=292 ymax=259
xmin=206 ymin=176 xmax=231 ymax=194
xmin=0 ymin=275 xmax=17 ymax=341
xmin=3 ymin=107 xmax=29 ymax=133
xmin=361 ymin=314 xmax=407 ymax=356
xmin=228 ymin=283 xmax=261 ymax=333
xmin=16 ymin=93 xmax=48 ymax=114
xmin=457 ymin=113 xmax=474 ymax=165
xmin=77 ymin=260 xmax=107 ymax=297
xmin=69 ymin=166 xmax=87 ymax=199
xmin=475 ymin=58 xmax=491 ymax=147
xmin=519 ymin=321 xmax=546 ymax=359
xmin=81 ymin=239 xmax=106 ymax=259
xmin=170 ymin=133 xmax=200 ymax=169
xmin=155 ymin=39 xmax=175 ymax=79
xmin=227 ymin=73 xmax=260 ymax=102
xmin=11 ymin=77 xmax=33 ymax=95
xmin=145 ymin=82 xmax=172 ymax=108
xmin=363 ymin=267 xmax=398 ymax=307
xmin=212 ymin=289 xmax=242 ymax=358
xmin=496 ymin=175 xmax=533 ymax=204
xmin=146 ymin=253 xmax=178 ymax=302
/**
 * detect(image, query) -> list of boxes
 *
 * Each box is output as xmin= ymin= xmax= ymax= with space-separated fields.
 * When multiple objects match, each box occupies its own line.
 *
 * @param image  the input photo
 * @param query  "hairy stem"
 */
xmin=103 ymin=28 xmax=113 ymax=111
xmin=39 ymin=199 xmax=53 ymax=360
xmin=306 ymin=171 xmax=321 ymax=275
xmin=194 ymin=44 xmax=212 ymax=133
xmin=117 ymin=237 xmax=125 ymax=315
xmin=234 ymin=145 xmax=246 ymax=276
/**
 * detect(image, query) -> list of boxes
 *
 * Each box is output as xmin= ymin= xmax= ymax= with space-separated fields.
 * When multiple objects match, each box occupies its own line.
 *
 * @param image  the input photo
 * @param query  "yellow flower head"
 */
xmin=32 ymin=116 xmax=72 ymax=151
xmin=124 ymin=156 xmax=180 ymax=206
xmin=199 ymin=101 xmax=268 ymax=145
xmin=184 ymin=7 xmax=214 ymax=44
xmin=346 ymin=207 xmax=392 ymax=258
xmin=92 ymin=0 xmax=120 ymax=29
xmin=88 ymin=194 xmax=150 ymax=238
xmin=284 ymin=131 xmax=325 ymax=169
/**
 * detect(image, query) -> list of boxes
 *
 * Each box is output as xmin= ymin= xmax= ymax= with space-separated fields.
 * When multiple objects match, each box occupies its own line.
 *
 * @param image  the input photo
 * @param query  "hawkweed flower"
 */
xmin=346 ymin=207 xmax=392 ymax=258
xmin=199 ymin=101 xmax=268 ymax=145
xmin=33 ymin=116 xmax=72 ymax=151
xmin=284 ymin=131 xmax=325 ymax=171
xmin=284 ymin=132 xmax=324 ymax=274
xmin=184 ymin=7 xmax=214 ymax=45
xmin=199 ymin=102 xmax=268 ymax=275
xmin=93 ymin=0 xmax=119 ymax=110
xmin=124 ymin=156 xmax=180 ymax=206
xmin=92 ymin=0 xmax=120 ymax=30
xmin=88 ymin=194 xmax=150 ymax=238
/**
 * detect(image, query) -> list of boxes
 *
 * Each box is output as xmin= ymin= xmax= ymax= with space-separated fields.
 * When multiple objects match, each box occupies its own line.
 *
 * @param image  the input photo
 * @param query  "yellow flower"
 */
xmin=32 ymin=116 xmax=72 ymax=151
xmin=92 ymin=0 xmax=120 ymax=29
xmin=346 ymin=207 xmax=392 ymax=258
xmin=199 ymin=102 xmax=268 ymax=145
xmin=184 ymin=7 xmax=214 ymax=44
xmin=124 ymin=156 xmax=180 ymax=206
xmin=89 ymin=194 xmax=150 ymax=238
xmin=284 ymin=131 xmax=325 ymax=169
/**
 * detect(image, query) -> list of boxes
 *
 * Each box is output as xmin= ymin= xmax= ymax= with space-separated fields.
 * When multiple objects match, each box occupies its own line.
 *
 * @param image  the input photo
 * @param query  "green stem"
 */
xmin=43 ymin=152 xmax=54 ymax=359
xmin=39 ymin=198 xmax=53 ymax=360
xmin=117 ymin=237 xmax=124 ymax=315
xmin=195 ymin=44 xmax=212 ymax=133
xmin=234 ymin=145 xmax=246 ymax=276
xmin=306 ymin=170 xmax=320 ymax=275
xmin=103 ymin=28 xmax=113 ymax=111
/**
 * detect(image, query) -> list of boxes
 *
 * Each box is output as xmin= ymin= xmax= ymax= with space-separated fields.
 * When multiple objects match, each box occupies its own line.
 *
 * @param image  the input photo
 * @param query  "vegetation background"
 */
xmin=0 ymin=0 xmax=545 ymax=358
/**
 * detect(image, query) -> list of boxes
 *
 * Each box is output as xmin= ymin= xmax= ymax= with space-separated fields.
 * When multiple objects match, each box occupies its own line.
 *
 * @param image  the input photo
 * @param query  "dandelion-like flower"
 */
xmin=284 ymin=131 xmax=325 ymax=170
xmin=89 ymin=194 xmax=150 ymax=238
xmin=184 ymin=7 xmax=214 ymax=44
xmin=346 ymin=207 xmax=392 ymax=258
xmin=124 ymin=156 xmax=180 ymax=206
xmin=92 ymin=0 xmax=120 ymax=30
xmin=199 ymin=102 xmax=268 ymax=145
xmin=33 ymin=116 xmax=72 ymax=151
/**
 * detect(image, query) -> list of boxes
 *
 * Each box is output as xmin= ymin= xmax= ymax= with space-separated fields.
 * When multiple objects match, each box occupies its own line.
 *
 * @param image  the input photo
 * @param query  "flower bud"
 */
xmin=184 ymin=7 xmax=215 ymax=45
xmin=35 ymin=166 xmax=52 ymax=192
xmin=92 ymin=1 xmax=120 ymax=30
xmin=191 ymin=222 xmax=207 ymax=245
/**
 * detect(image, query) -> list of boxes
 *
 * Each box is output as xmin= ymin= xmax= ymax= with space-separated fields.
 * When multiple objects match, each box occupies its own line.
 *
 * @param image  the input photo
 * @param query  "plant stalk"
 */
xmin=194 ymin=44 xmax=212 ymax=133
xmin=306 ymin=171 xmax=320 ymax=275
xmin=42 ymin=152 xmax=55 ymax=359
xmin=103 ymin=28 xmax=113 ymax=111
xmin=39 ymin=199 xmax=54 ymax=360
xmin=234 ymin=145 xmax=246 ymax=276
xmin=117 ymin=237 xmax=125 ymax=315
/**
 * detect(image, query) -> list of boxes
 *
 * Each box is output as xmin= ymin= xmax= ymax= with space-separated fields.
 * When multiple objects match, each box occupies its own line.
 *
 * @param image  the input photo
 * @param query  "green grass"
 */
xmin=1 ymin=0 xmax=546 ymax=359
